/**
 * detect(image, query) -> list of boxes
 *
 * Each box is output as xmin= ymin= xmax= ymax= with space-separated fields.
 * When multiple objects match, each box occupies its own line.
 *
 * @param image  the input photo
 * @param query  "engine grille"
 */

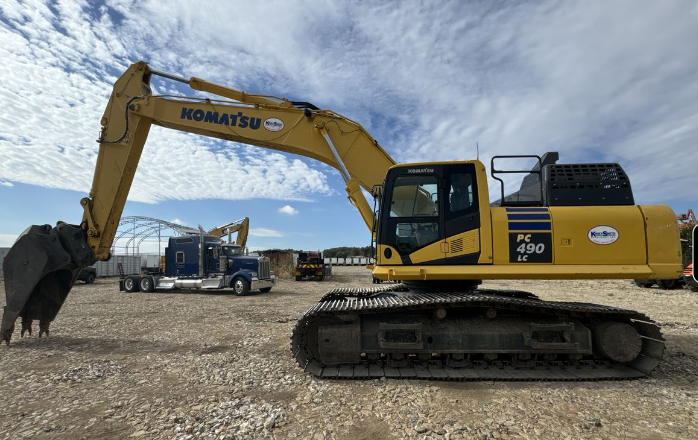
xmin=545 ymin=163 xmax=634 ymax=206
xmin=258 ymin=257 xmax=271 ymax=279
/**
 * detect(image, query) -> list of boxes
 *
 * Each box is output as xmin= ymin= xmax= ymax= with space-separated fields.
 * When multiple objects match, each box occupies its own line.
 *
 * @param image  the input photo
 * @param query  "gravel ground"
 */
xmin=1 ymin=267 xmax=697 ymax=440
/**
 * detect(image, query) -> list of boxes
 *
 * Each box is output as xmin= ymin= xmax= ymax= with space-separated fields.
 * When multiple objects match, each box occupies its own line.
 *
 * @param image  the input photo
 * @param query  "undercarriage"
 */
xmin=290 ymin=284 xmax=664 ymax=380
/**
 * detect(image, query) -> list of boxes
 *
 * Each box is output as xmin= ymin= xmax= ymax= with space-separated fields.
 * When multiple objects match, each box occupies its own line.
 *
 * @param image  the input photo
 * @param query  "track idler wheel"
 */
xmin=593 ymin=321 xmax=642 ymax=363
xmin=1 ymin=223 xmax=94 ymax=344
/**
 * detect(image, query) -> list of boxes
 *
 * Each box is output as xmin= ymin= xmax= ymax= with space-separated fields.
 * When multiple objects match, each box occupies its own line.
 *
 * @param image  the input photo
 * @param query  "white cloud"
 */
xmin=0 ymin=0 xmax=333 ymax=204
xmin=249 ymin=228 xmax=284 ymax=237
xmin=278 ymin=205 xmax=299 ymax=215
xmin=170 ymin=218 xmax=184 ymax=225
xmin=0 ymin=181 xmax=13 ymax=187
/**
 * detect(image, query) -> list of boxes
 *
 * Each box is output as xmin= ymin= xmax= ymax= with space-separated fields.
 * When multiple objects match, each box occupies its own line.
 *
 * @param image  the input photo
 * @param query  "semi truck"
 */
xmin=119 ymin=232 xmax=274 ymax=295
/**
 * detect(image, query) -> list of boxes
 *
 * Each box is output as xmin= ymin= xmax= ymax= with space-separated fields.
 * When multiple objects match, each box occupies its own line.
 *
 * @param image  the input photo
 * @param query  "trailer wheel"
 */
xmin=85 ymin=272 xmax=96 ymax=284
xmin=139 ymin=276 xmax=154 ymax=293
xmin=232 ymin=277 xmax=250 ymax=296
xmin=259 ymin=287 xmax=272 ymax=293
xmin=123 ymin=276 xmax=140 ymax=293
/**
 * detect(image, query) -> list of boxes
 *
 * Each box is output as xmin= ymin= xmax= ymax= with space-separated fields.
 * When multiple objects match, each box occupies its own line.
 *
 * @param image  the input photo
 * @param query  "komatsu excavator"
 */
xmin=2 ymin=62 xmax=682 ymax=380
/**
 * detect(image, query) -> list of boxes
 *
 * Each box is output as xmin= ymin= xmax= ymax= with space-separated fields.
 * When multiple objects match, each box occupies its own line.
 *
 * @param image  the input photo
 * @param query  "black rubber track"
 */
xmin=290 ymin=284 xmax=664 ymax=381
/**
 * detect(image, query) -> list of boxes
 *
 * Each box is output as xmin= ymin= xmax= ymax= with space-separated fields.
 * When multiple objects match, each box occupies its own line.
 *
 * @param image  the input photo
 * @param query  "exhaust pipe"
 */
xmin=1 ymin=222 xmax=94 ymax=343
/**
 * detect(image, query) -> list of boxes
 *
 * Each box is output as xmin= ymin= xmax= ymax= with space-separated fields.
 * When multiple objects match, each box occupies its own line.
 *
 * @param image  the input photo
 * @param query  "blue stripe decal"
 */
xmin=507 ymin=214 xmax=551 ymax=220
xmin=505 ymin=207 xmax=549 ymax=212
xmin=508 ymin=222 xmax=552 ymax=231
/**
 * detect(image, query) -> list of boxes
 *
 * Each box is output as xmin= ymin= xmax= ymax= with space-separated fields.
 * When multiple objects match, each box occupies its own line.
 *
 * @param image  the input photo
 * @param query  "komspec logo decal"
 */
xmin=587 ymin=225 xmax=619 ymax=245
xmin=264 ymin=118 xmax=284 ymax=132
xmin=180 ymin=108 xmax=261 ymax=130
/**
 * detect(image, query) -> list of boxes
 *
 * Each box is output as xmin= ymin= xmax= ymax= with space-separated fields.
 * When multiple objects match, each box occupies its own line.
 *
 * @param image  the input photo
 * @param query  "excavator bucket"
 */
xmin=1 ymin=223 xmax=94 ymax=344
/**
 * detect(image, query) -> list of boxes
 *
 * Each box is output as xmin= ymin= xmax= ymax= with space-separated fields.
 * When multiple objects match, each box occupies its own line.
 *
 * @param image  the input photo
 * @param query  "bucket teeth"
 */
xmin=39 ymin=322 xmax=50 ymax=338
xmin=20 ymin=319 xmax=32 ymax=337
xmin=2 ymin=324 xmax=15 ymax=345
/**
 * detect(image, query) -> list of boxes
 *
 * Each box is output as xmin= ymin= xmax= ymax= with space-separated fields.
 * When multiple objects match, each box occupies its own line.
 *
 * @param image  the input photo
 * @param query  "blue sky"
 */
xmin=1 ymin=0 xmax=697 ymax=253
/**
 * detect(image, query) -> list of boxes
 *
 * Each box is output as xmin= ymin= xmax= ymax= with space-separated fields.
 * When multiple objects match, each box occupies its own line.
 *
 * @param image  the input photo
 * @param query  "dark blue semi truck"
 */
xmin=119 ymin=234 xmax=274 ymax=295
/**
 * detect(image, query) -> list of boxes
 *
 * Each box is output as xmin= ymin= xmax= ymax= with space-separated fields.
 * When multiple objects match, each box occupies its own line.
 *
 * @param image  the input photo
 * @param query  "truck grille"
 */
xmin=258 ymin=257 xmax=271 ymax=280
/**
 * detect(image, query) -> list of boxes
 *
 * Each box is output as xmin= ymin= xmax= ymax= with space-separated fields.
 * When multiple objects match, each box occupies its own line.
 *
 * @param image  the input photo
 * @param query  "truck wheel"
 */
xmin=139 ymin=276 xmax=154 ymax=293
xmin=86 ymin=272 xmax=96 ymax=284
xmin=318 ymin=275 xmax=324 ymax=281
xmin=259 ymin=287 xmax=272 ymax=293
xmin=232 ymin=277 xmax=250 ymax=296
xmin=295 ymin=276 xmax=302 ymax=281
xmin=123 ymin=276 xmax=140 ymax=293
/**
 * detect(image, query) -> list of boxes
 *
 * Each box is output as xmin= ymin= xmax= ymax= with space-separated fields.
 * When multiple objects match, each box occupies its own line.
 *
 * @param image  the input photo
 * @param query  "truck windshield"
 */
xmin=221 ymin=246 xmax=243 ymax=256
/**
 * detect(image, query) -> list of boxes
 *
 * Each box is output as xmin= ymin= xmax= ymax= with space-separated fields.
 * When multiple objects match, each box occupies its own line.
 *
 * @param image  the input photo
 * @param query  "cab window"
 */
xmin=222 ymin=246 xmax=243 ymax=257
xmin=387 ymin=175 xmax=440 ymax=255
xmin=449 ymin=173 xmax=474 ymax=212
xmin=390 ymin=175 xmax=438 ymax=217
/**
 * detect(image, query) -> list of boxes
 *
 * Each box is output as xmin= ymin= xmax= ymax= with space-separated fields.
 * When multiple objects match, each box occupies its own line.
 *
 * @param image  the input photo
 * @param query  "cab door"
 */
xmin=206 ymin=244 xmax=221 ymax=274
xmin=441 ymin=163 xmax=481 ymax=264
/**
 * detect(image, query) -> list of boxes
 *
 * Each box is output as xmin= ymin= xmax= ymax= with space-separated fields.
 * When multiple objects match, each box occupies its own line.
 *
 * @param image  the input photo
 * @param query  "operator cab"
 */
xmin=378 ymin=162 xmax=481 ymax=265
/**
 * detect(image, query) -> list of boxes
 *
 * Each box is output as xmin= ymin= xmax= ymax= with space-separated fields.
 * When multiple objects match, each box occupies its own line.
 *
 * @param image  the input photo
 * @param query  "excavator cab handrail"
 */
xmin=490 ymin=154 xmax=544 ymax=207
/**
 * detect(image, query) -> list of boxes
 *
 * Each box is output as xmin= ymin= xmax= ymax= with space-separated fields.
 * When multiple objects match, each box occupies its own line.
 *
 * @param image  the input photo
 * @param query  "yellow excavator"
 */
xmin=206 ymin=217 xmax=250 ymax=249
xmin=2 ymin=62 xmax=682 ymax=380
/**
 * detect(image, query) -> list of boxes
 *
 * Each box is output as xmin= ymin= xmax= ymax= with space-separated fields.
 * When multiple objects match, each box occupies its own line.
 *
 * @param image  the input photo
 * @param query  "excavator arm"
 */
xmin=206 ymin=217 xmax=250 ymax=248
xmin=1 ymin=62 xmax=396 ymax=342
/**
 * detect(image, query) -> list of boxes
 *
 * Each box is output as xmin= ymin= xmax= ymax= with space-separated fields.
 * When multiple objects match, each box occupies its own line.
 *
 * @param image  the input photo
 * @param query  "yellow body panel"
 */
xmin=409 ymin=240 xmax=446 ymax=264
xmin=377 ymin=244 xmax=402 ymax=265
xmin=641 ymin=205 xmax=683 ymax=278
xmin=548 ymin=207 xmax=645 ymax=265
xmin=375 ymin=204 xmax=681 ymax=281
xmin=444 ymin=229 xmax=480 ymax=258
